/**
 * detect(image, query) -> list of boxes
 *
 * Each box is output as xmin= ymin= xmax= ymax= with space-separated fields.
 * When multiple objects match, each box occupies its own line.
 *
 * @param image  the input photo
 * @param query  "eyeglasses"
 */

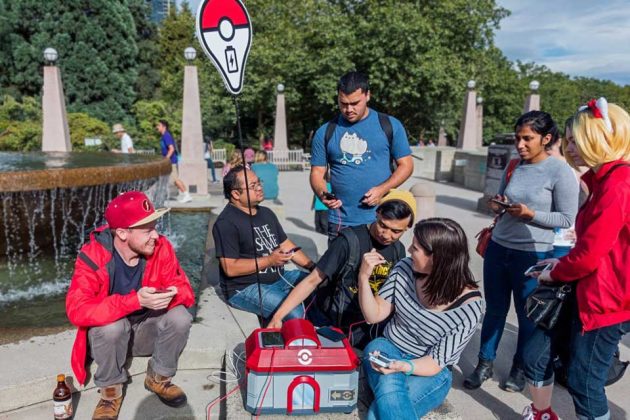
xmin=236 ymin=181 xmax=263 ymax=191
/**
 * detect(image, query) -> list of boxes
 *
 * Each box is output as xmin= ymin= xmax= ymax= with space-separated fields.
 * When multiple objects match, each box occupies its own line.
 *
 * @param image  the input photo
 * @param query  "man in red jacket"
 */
xmin=66 ymin=191 xmax=195 ymax=420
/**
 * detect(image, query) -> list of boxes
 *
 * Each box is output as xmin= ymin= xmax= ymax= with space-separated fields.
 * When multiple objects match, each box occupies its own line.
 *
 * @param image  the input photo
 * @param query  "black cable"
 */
xmin=232 ymin=95 xmax=264 ymax=318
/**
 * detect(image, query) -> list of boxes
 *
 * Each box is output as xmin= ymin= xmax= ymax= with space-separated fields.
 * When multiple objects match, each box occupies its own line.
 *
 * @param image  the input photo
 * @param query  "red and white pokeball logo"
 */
xmin=297 ymin=349 xmax=313 ymax=366
xmin=195 ymin=0 xmax=252 ymax=95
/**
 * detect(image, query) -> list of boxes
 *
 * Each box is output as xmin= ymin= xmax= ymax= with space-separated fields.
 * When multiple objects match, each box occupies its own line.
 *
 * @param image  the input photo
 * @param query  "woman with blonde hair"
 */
xmin=524 ymin=98 xmax=630 ymax=420
xmin=221 ymin=149 xmax=245 ymax=178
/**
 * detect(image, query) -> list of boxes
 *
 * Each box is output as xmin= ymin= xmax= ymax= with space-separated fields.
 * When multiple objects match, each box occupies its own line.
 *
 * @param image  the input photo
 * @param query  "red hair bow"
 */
xmin=587 ymin=99 xmax=603 ymax=119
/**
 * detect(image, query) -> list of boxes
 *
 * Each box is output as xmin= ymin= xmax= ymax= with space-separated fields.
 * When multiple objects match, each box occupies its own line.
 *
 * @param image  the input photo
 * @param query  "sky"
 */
xmin=495 ymin=0 xmax=630 ymax=86
xmin=180 ymin=0 xmax=630 ymax=86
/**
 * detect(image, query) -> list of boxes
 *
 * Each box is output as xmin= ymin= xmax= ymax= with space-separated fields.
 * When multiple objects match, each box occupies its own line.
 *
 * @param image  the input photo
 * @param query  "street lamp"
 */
xmin=184 ymin=47 xmax=196 ymax=61
xmin=467 ymin=80 xmax=476 ymax=90
xmin=43 ymin=47 xmax=58 ymax=64
xmin=277 ymin=83 xmax=285 ymax=93
xmin=529 ymin=80 xmax=540 ymax=92
xmin=477 ymin=96 xmax=484 ymax=105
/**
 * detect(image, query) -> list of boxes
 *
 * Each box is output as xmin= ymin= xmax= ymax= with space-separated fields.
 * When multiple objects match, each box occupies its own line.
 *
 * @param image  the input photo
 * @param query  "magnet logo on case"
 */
xmin=196 ymin=0 xmax=252 ymax=94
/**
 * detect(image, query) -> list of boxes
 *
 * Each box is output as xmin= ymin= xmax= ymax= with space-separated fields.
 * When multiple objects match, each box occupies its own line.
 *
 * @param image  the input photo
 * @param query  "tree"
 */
xmin=4 ymin=0 xmax=140 ymax=123
xmin=128 ymin=0 xmax=161 ymax=101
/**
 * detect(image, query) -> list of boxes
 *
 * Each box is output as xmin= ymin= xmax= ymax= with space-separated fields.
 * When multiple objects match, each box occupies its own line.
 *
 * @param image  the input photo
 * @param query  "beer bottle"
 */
xmin=53 ymin=374 xmax=73 ymax=419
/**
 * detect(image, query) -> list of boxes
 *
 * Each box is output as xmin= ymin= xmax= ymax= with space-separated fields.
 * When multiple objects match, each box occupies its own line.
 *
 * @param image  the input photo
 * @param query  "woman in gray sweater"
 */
xmin=464 ymin=111 xmax=579 ymax=392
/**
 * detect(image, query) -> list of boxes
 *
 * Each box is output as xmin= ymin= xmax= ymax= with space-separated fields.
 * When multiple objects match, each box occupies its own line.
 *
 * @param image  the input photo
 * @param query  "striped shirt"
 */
xmin=379 ymin=258 xmax=485 ymax=367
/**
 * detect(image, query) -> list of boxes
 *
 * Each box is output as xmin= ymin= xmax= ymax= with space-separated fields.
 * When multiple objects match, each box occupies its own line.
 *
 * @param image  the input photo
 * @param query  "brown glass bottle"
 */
xmin=53 ymin=374 xmax=73 ymax=419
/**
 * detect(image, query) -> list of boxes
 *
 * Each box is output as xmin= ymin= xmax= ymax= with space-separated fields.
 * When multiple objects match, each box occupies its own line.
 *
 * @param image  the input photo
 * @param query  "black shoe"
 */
xmin=464 ymin=359 xmax=493 ymax=389
xmin=501 ymin=364 xmax=526 ymax=392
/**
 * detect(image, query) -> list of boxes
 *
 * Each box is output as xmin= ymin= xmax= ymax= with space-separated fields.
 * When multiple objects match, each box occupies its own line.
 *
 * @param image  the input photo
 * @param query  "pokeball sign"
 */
xmin=196 ymin=0 xmax=252 ymax=95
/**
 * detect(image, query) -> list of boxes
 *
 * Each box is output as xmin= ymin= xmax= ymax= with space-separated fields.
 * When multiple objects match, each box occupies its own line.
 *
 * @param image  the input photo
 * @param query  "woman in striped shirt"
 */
xmin=358 ymin=218 xmax=485 ymax=419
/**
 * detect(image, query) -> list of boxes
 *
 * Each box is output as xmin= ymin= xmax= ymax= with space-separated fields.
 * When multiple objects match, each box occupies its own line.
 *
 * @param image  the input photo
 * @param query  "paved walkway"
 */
xmin=2 ymin=170 xmax=629 ymax=419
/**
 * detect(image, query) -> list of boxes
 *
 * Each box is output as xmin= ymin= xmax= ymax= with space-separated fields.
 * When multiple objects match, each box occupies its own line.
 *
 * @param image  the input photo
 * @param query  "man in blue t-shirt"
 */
xmin=310 ymin=71 xmax=413 ymax=241
xmin=157 ymin=119 xmax=192 ymax=203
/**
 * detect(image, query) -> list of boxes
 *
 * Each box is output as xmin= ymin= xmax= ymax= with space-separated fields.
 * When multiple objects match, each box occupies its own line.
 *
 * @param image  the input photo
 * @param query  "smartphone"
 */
xmin=153 ymin=288 xmax=171 ymax=294
xmin=322 ymin=191 xmax=337 ymax=200
xmin=524 ymin=263 xmax=552 ymax=275
xmin=284 ymin=246 xmax=302 ymax=254
xmin=490 ymin=198 xmax=511 ymax=208
xmin=317 ymin=326 xmax=346 ymax=342
xmin=260 ymin=331 xmax=284 ymax=348
xmin=369 ymin=352 xmax=393 ymax=368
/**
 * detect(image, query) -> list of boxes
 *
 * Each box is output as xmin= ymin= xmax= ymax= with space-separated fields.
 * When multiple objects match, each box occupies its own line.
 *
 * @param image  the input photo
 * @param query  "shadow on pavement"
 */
xmin=286 ymin=216 xmax=318 ymax=233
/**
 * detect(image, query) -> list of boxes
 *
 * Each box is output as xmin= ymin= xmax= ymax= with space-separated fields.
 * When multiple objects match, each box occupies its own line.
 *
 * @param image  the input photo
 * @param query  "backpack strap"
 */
xmin=329 ymin=228 xmax=362 ymax=326
xmin=324 ymin=115 xmax=339 ymax=152
xmin=445 ymin=290 xmax=482 ymax=311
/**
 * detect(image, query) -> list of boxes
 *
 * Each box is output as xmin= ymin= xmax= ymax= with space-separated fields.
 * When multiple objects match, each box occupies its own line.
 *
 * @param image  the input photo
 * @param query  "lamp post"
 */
xmin=524 ymin=80 xmax=541 ymax=112
xmin=476 ymin=96 xmax=484 ymax=148
xmin=179 ymin=46 xmax=208 ymax=196
xmin=41 ymin=47 xmax=71 ymax=152
xmin=456 ymin=80 xmax=478 ymax=149
xmin=273 ymin=83 xmax=288 ymax=152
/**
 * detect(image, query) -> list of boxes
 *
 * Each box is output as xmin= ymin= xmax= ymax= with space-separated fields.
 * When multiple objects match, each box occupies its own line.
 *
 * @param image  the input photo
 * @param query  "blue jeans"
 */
xmin=205 ymin=158 xmax=217 ymax=182
xmin=478 ymin=240 xmax=552 ymax=364
xmin=567 ymin=318 xmax=630 ymax=420
xmin=363 ymin=337 xmax=452 ymax=420
xmin=227 ymin=270 xmax=308 ymax=319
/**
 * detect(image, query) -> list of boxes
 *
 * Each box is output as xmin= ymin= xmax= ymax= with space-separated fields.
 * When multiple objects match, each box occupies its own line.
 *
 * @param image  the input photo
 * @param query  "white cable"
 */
xmin=277 ymin=270 xmax=306 ymax=316
xmin=206 ymin=349 xmax=246 ymax=384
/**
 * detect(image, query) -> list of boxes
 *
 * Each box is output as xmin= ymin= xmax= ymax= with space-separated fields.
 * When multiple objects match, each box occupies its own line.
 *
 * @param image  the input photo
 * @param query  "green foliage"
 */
xmin=0 ymin=120 xmax=41 ymax=151
xmin=3 ymin=0 xmax=139 ymax=123
xmin=67 ymin=113 xmax=110 ymax=151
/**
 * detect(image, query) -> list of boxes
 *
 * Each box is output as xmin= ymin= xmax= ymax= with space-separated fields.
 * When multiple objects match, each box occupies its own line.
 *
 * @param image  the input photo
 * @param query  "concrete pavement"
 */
xmin=1 ymin=170 xmax=628 ymax=419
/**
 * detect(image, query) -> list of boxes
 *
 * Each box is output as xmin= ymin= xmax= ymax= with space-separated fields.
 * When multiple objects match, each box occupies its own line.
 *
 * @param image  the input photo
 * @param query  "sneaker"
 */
xmin=177 ymin=192 xmax=192 ymax=203
xmin=463 ymin=358 xmax=493 ymax=389
xmin=502 ymin=364 xmax=526 ymax=392
xmin=522 ymin=403 xmax=559 ymax=420
xmin=144 ymin=363 xmax=187 ymax=408
xmin=93 ymin=384 xmax=123 ymax=420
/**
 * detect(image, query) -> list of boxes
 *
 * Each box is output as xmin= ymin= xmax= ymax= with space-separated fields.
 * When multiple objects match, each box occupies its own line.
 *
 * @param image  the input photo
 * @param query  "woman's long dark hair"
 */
xmin=413 ymin=218 xmax=477 ymax=306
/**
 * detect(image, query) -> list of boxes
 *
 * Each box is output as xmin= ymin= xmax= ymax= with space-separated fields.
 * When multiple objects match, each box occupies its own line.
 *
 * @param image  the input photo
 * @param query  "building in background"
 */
xmin=148 ymin=0 xmax=173 ymax=23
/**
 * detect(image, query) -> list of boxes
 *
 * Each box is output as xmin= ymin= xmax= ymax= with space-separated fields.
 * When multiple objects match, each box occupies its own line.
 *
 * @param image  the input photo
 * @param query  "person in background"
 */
xmin=464 ymin=111 xmax=578 ymax=393
xmin=359 ymin=218 xmax=484 ymax=419
xmin=156 ymin=119 xmax=191 ymax=203
xmin=112 ymin=124 xmax=134 ymax=154
xmin=244 ymin=147 xmax=256 ymax=165
xmin=262 ymin=136 xmax=273 ymax=151
xmin=204 ymin=138 xmax=219 ymax=184
xmin=251 ymin=150 xmax=279 ymax=201
xmin=312 ymin=173 xmax=331 ymax=235
xmin=222 ymin=149 xmax=244 ymax=178
xmin=523 ymin=98 xmax=630 ymax=420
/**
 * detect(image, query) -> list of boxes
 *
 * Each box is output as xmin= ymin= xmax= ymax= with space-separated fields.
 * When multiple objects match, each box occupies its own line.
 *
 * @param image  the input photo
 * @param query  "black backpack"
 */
xmin=319 ymin=227 xmax=404 ymax=329
xmin=324 ymin=112 xmax=396 ymax=170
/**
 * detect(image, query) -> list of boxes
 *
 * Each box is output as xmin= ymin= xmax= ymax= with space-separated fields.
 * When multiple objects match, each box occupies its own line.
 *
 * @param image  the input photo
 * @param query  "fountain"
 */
xmin=0 ymin=151 xmax=171 ymax=334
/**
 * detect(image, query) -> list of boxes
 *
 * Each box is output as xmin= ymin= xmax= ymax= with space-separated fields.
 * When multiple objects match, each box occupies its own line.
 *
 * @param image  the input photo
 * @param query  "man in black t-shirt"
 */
xmin=268 ymin=190 xmax=416 ymax=349
xmin=213 ymin=166 xmax=316 ymax=320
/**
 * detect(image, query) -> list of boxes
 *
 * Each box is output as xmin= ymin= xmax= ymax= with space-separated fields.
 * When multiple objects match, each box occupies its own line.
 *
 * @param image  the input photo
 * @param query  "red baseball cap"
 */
xmin=105 ymin=191 xmax=169 ymax=229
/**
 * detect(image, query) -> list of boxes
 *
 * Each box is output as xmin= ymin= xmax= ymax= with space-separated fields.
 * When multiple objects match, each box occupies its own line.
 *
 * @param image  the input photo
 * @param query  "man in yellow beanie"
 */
xmin=269 ymin=189 xmax=416 ymax=349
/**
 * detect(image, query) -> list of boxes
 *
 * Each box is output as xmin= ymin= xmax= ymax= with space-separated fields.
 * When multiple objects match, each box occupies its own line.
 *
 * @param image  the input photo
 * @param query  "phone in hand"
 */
xmin=491 ymin=198 xmax=511 ymax=208
xmin=322 ymin=191 xmax=337 ymax=200
xmin=369 ymin=352 xmax=393 ymax=368
xmin=283 ymin=246 xmax=302 ymax=254
xmin=153 ymin=288 xmax=172 ymax=294
xmin=524 ymin=263 xmax=552 ymax=276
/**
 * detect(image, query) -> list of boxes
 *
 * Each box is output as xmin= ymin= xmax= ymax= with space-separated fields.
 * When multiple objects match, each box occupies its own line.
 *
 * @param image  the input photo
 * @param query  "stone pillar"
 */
xmin=437 ymin=125 xmax=447 ymax=147
xmin=399 ymin=182 xmax=436 ymax=247
xmin=42 ymin=66 xmax=71 ymax=152
xmin=179 ymin=64 xmax=208 ymax=195
xmin=524 ymin=80 xmax=540 ymax=112
xmin=476 ymin=96 xmax=484 ymax=148
xmin=456 ymin=80 xmax=478 ymax=150
xmin=273 ymin=84 xmax=288 ymax=151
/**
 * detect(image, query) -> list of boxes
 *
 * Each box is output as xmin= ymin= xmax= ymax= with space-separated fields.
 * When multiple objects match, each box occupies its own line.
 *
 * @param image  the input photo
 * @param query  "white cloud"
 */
xmin=495 ymin=0 xmax=630 ymax=85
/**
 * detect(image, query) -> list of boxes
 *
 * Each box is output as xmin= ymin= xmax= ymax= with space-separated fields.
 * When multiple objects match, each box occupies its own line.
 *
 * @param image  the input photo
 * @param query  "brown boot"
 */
xmin=144 ymin=363 xmax=187 ymax=408
xmin=92 ymin=384 xmax=123 ymax=420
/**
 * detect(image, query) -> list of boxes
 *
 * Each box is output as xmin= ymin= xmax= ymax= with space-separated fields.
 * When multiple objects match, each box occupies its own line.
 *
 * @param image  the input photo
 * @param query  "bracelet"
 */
xmin=306 ymin=262 xmax=316 ymax=272
xmin=402 ymin=359 xmax=414 ymax=376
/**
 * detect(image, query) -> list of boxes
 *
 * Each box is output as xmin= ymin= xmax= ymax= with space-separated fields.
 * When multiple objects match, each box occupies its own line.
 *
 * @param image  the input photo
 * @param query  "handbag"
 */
xmin=475 ymin=158 xmax=520 ymax=257
xmin=525 ymin=282 xmax=573 ymax=330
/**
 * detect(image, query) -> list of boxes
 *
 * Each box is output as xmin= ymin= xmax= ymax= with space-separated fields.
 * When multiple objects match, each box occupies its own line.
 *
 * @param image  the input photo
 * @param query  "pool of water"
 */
xmin=0 ymin=212 xmax=209 ymax=330
xmin=0 ymin=151 xmax=161 ymax=172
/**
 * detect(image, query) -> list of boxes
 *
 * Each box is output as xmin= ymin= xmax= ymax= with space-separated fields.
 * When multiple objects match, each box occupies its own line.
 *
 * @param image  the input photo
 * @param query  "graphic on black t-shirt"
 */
xmin=348 ymin=261 xmax=393 ymax=295
xmin=254 ymin=224 xmax=279 ymax=274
